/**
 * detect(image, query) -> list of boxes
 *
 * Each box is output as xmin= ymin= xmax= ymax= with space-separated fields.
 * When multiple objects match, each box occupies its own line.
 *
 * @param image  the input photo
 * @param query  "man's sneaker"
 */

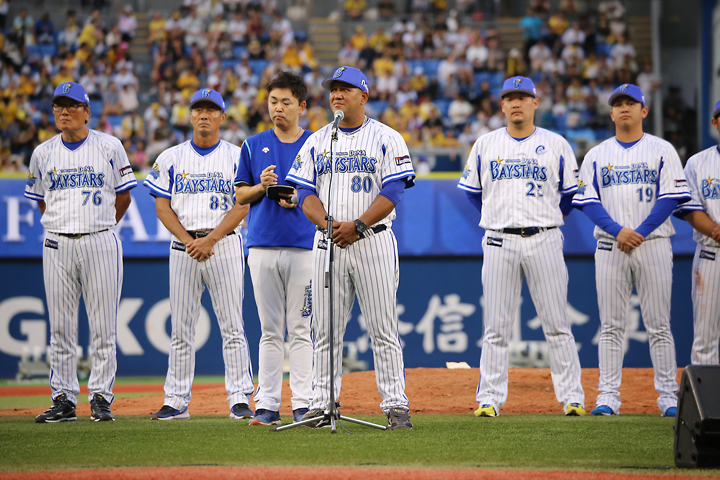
xmin=300 ymin=408 xmax=329 ymax=428
xmin=229 ymin=403 xmax=253 ymax=419
xmin=35 ymin=394 xmax=77 ymax=423
xmin=474 ymin=404 xmax=498 ymax=417
xmin=90 ymin=394 xmax=115 ymax=422
xmin=293 ymin=407 xmax=309 ymax=423
xmin=151 ymin=405 xmax=190 ymax=420
xmin=590 ymin=405 xmax=615 ymax=416
xmin=249 ymin=409 xmax=281 ymax=425
xmin=564 ymin=403 xmax=586 ymax=416
xmin=663 ymin=406 xmax=677 ymax=417
xmin=386 ymin=407 xmax=413 ymax=429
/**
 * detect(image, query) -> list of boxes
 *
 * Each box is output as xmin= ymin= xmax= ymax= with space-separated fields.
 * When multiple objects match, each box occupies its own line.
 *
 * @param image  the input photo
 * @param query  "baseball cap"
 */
xmin=321 ymin=66 xmax=369 ymax=93
xmin=51 ymin=82 xmax=90 ymax=105
xmin=608 ymin=83 xmax=645 ymax=107
xmin=500 ymin=76 xmax=536 ymax=98
xmin=713 ymin=99 xmax=720 ymax=119
xmin=190 ymin=88 xmax=226 ymax=112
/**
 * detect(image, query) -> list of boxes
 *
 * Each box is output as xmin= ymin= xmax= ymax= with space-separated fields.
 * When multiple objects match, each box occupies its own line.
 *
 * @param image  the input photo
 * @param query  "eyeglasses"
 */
xmin=52 ymin=104 xmax=87 ymax=113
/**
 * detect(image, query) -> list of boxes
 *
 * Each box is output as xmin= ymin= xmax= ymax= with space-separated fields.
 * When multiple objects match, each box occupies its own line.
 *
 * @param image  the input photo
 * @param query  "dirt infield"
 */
xmin=0 ymin=466 xmax=710 ymax=480
xmin=0 ymin=367 xmax=681 ymax=417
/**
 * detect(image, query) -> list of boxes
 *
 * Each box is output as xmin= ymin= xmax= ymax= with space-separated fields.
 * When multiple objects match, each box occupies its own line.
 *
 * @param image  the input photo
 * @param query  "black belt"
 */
xmin=55 ymin=228 xmax=109 ymax=239
xmin=315 ymin=224 xmax=387 ymax=239
xmin=187 ymin=230 xmax=235 ymax=239
xmin=358 ymin=224 xmax=387 ymax=240
xmin=501 ymin=226 xmax=556 ymax=237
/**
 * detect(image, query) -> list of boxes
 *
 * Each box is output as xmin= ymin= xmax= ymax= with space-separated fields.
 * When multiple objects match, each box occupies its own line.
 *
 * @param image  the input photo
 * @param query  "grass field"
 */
xmin=2 ymin=414 xmax=719 ymax=476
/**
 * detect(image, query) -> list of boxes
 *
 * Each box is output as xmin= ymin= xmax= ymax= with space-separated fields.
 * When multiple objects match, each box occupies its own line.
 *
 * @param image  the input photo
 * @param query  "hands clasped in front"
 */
xmin=186 ymin=236 xmax=216 ymax=261
xmin=332 ymin=221 xmax=360 ymax=249
xmin=616 ymin=227 xmax=644 ymax=253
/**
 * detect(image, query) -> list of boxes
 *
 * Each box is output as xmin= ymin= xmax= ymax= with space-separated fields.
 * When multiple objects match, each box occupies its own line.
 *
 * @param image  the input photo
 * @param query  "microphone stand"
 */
xmin=272 ymin=115 xmax=387 ymax=433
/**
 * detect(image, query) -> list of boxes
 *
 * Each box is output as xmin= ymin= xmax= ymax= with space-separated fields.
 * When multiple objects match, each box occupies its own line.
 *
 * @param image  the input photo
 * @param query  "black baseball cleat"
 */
xmin=90 ymin=393 xmax=115 ymax=421
xmin=35 ymin=394 xmax=77 ymax=423
xmin=386 ymin=407 xmax=413 ymax=430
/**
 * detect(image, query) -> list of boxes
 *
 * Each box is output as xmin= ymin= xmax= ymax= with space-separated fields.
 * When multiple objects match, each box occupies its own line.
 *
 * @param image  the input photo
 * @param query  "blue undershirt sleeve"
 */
xmin=465 ymin=191 xmax=483 ymax=215
xmin=635 ymin=198 xmax=680 ymax=237
xmin=296 ymin=185 xmax=317 ymax=210
xmin=577 ymin=202 xmax=623 ymax=238
xmin=560 ymin=192 xmax=575 ymax=217
xmin=378 ymin=178 xmax=406 ymax=206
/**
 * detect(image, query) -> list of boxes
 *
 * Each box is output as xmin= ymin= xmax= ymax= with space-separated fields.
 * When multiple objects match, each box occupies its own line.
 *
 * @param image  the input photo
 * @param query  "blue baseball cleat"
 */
xmin=229 ymin=403 xmax=253 ymax=420
xmin=590 ymin=405 xmax=615 ymax=416
xmin=663 ymin=406 xmax=677 ymax=417
xmin=249 ymin=409 xmax=281 ymax=425
xmin=293 ymin=408 xmax=309 ymax=423
xmin=151 ymin=405 xmax=190 ymax=420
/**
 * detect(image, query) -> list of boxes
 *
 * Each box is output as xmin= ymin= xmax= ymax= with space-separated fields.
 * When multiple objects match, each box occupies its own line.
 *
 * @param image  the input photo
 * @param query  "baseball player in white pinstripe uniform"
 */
xmin=145 ymin=88 xmax=254 ymax=421
xmin=458 ymin=76 xmax=586 ymax=417
xmin=235 ymin=72 xmax=315 ymax=426
xmin=673 ymin=99 xmax=720 ymax=365
xmin=286 ymin=66 xmax=415 ymax=429
xmin=26 ymin=82 xmax=136 ymax=423
xmin=573 ymin=84 xmax=691 ymax=416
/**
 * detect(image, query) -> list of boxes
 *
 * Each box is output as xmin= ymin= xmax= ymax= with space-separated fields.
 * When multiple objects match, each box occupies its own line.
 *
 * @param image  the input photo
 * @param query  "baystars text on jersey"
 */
xmin=489 ymin=157 xmax=548 ymax=182
xmin=315 ymin=149 xmax=377 ymax=176
xmin=47 ymin=166 xmax=105 ymax=191
xmin=600 ymin=161 xmax=658 ymax=188
xmin=174 ymin=171 xmax=233 ymax=195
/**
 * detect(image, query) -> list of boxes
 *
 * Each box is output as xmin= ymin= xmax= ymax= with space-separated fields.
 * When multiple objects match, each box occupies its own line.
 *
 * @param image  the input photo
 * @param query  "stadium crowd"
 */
xmin=0 ymin=0 xmax=696 ymax=174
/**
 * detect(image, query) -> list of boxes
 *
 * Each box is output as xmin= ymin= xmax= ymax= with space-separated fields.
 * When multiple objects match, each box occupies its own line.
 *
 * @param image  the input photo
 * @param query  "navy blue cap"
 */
xmin=51 ymin=82 xmax=90 ymax=104
xmin=608 ymin=83 xmax=645 ymax=107
xmin=321 ymin=66 xmax=369 ymax=93
xmin=500 ymin=76 xmax=536 ymax=98
xmin=190 ymin=88 xmax=226 ymax=112
xmin=713 ymin=99 xmax=720 ymax=119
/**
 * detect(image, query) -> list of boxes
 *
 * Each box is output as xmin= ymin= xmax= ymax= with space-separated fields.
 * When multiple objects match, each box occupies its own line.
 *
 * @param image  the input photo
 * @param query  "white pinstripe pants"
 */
xmin=309 ymin=228 xmax=409 ymax=412
xmin=164 ymin=233 xmax=254 ymax=410
xmin=43 ymin=230 xmax=121 ymax=406
xmin=477 ymin=228 xmax=584 ymax=411
xmin=690 ymin=244 xmax=720 ymax=365
xmin=595 ymin=237 xmax=678 ymax=413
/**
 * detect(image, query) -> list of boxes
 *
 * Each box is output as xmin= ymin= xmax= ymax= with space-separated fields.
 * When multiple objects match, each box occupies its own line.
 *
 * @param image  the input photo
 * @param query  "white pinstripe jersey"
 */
xmin=676 ymin=146 xmax=720 ymax=247
xmin=457 ymin=127 xmax=579 ymax=229
xmin=286 ymin=117 xmax=416 ymax=226
xmin=144 ymin=140 xmax=241 ymax=231
xmin=24 ymin=130 xmax=137 ymax=233
xmin=573 ymin=133 xmax=691 ymax=240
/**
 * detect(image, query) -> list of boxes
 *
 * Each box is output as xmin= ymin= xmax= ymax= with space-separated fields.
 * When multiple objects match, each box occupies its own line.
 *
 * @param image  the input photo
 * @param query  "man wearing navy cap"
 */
xmin=145 ymin=88 xmax=255 ymax=420
xmin=674 ymin=99 xmax=720 ymax=365
xmin=458 ymin=76 xmax=586 ymax=417
xmin=286 ymin=66 xmax=416 ymax=429
xmin=573 ymin=84 xmax=691 ymax=416
xmin=27 ymin=82 xmax=137 ymax=423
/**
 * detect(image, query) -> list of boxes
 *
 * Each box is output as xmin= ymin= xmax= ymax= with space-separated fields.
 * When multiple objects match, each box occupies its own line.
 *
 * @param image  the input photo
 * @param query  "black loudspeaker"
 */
xmin=674 ymin=365 xmax=720 ymax=468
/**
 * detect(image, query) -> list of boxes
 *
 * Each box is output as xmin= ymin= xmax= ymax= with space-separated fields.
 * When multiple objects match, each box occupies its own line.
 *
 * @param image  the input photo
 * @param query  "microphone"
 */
xmin=332 ymin=110 xmax=344 ymax=130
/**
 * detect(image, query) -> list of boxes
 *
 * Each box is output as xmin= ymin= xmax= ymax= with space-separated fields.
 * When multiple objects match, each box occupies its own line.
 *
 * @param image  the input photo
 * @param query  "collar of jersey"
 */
xmin=61 ymin=134 xmax=89 ymax=152
xmin=614 ymin=133 xmax=645 ymax=150
xmin=337 ymin=116 xmax=369 ymax=137
xmin=190 ymin=139 xmax=221 ymax=156
xmin=503 ymin=126 xmax=537 ymax=143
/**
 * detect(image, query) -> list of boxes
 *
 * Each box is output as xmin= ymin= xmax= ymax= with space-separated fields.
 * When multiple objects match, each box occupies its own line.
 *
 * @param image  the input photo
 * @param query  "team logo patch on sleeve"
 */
xmin=597 ymin=241 xmax=613 ymax=251
xmin=675 ymin=179 xmax=688 ymax=188
xmin=700 ymin=250 xmax=716 ymax=261
xmin=292 ymin=155 xmax=302 ymax=170
xmin=461 ymin=165 xmax=471 ymax=179
xmin=395 ymin=155 xmax=411 ymax=166
xmin=120 ymin=166 xmax=133 ymax=177
xmin=44 ymin=239 xmax=58 ymax=249
xmin=26 ymin=173 xmax=35 ymax=187
xmin=577 ymin=180 xmax=586 ymax=195
xmin=149 ymin=162 xmax=160 ymax=179
xmin=486 ymin=237 xmax=503 ymax=247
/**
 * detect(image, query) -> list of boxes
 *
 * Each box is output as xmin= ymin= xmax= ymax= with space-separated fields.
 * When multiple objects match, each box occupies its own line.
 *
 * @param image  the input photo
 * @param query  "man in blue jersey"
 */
xmin=235 ymin=72 xmax=315 ymax=426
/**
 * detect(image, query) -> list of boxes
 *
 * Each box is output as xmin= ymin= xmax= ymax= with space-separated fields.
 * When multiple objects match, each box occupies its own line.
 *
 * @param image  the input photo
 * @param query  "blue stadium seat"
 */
xmin=107 ymin=115 xmax=123 ymax=129
xmin=596 ymin=43 xmax=612 ymax=57
xmin=26 ymin=45 xmax=41 ymax=57
xmin=434 ymin=99 xmax=451 ymax=117
xmin=565 ymin=128 xmax=597 ymax=143
xmin=489 ymin=72 xmax=504 ymax=89
xmin=367 ymin=100 xmax=388 ymax=115
xmin=473 ymin=72 xmax=491 ymax=87
xmin=249 ymin=59 xmax=270 ymax=75
xmin=232 ymin=45 xmax=247 ymax=58
xmin=222 ymin=59 xmax=240 ymax=70
xmin=409 ymin=59 xmax=424 ymax=74
xmin=89 ymin=100 xmax=104 ymax=116
xmin=39 ymin=44 xmax=57 ymax=57
xmin=424 ymin=59 xmax=440 ymax=78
